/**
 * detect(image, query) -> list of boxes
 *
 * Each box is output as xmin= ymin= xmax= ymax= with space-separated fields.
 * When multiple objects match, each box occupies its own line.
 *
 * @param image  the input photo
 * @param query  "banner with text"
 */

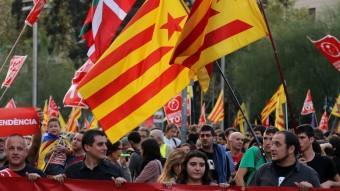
xmin=0 ymin=108 xmax=39 ymax=137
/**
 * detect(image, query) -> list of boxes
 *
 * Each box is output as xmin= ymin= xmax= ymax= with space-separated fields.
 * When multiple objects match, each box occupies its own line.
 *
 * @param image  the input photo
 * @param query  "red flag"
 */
xmin=2 ymin=56 xmax=27 ymax=88
xmin=318 ymin=111 xmax=329 ymax=132
xmin=80 ymin=0 xmax=136 ymax=63
xmin=48 ymin=96 xmax=59 ymax=118
xmin=311 ymin=35 xmax=340 ymax=72
xmin=301 ymin=89 xmax=315 ymax=115
xmin=25 ymin=0 xmax=46 ymax=27
xmin=263 ymin=117 xmax=270 ymax=127
xmin=63 ymin=60 xmax=94 ymax=108
xmin=0 ymin=107 xmax=40 ymax=137
xmin=198 ymin=103 xmax=206 ymax=125
xmin=4 ymin=99 xmax=16 ymax=109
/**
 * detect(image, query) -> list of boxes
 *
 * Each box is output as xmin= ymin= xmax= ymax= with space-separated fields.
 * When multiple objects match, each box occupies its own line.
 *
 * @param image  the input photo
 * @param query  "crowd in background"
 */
xmin=0 ymin=118 xmax=340 ymax=189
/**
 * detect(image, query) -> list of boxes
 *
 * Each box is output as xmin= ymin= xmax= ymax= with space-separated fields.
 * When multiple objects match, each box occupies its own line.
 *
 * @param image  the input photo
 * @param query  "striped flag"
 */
xmin=208 ymin=91 xmax=224 ymax=123
xmin=66 ymin=107 xmax=82 ymax=133
xmin=261 ymin=84 xmax=286 ymax=124
xmin=171 ymin=0 xmax=268 ymax=91
xmin=275 ymin=97 xmax=285 ymax=131
xmin=78 ymin=0 xmax=191 ymax=143
xmin=80 ymin=0 xmax=136 ymax=62
xmin=233 ymin=103 xmax=246 ymax=134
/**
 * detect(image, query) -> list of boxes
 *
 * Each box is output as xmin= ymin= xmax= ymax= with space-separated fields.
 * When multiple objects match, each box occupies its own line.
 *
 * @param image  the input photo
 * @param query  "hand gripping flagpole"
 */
xmin=216 ymin=61 xmax=267 ymax=162
xmin=0 ymin=24 xmax=27 ymax=74
xmin=257 ymin=0 xmax=297 ymax=130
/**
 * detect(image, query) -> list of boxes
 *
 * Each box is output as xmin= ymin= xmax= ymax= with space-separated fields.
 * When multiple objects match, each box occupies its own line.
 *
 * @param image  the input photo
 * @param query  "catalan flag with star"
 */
xmin=171 ymin=0 xmax=268 ymax=91
xmin=78 ymin=0 xmax=191 ymax=143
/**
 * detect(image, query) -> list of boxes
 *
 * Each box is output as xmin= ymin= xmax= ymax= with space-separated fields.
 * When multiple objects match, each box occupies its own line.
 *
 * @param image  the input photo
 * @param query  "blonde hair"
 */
xmin=158 ymin=149 xmax=186 ymax=183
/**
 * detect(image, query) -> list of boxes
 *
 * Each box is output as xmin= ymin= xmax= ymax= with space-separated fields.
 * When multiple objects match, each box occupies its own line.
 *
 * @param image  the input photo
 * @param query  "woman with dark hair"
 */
xmin=177 ymin=150 xmax=212 ymax=185
xmin=135 ymin=138 xmax=164 ymax=183
xmin=107 ymin=141 xmax=132 ymax=182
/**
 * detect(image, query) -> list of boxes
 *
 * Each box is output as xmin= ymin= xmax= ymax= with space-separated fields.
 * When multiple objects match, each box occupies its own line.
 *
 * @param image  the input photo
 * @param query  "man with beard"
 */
xmin=235 ymin=127 xmax=278 ymax=186
xmin=0 ymin=134 xmax=45 ymax=180
xmin=297 ymin=125 xmax=340 ymax=188
xmin=251 ymin=131 xmax=320 ymax=188
xmin=199 ymin=125 xmax=232 ymax=186
xmin=66 ymin=132 xmax=85 ymax=168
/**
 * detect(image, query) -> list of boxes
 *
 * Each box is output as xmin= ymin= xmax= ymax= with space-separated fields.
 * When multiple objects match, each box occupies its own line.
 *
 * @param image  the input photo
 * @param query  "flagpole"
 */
xmin=220 ymin=57 xmax=225 ymax=130
xmin=257 ymin=0 xmax=297 ymax=130
xmin=0 ymin=24 xmax=27 ymax=74
xmin=180 ymin=88 xmax=188 ymax=143
xmin=285 ymin=101 xmax=288 ymax=130
xmin=0 ymin=88 xmax=9 ymax=103
xmin=216 ymin=62 xmax=267 ymax=161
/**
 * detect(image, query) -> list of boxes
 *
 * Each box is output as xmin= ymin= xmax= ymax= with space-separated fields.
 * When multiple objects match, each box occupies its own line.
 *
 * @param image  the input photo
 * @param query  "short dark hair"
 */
xmin=107 ymin=141 xmax=121 ymax=156
xmin=253 ymin=125 xmax=267 ymax=136
xmin=264 ymin=126 xmax=279 ymax=135
xmin=47 ymin=117 xmax=60 ymax=127
xmin=277 ymin=131 xmax=300 ymax=155
xmin=224 ymin=127 xmax=237 ymax=137
xmin=296 ymin=124 xmax=314 ymax=138
xmin=165 ymin=123 xmax=177 ymax=133
xmin=200 ymin=124 xmax=215 ymax=136
xmin=177 ymin=150 xmax=211 ymax=185
xmin=82 ymin=129 xmax=106 ymax=151
xmin=127 ymin=131 xmax=141 ymax=144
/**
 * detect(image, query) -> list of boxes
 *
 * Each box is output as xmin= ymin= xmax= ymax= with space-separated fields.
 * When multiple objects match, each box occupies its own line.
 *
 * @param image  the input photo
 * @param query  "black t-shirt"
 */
xmin=65 ymin=159 xmax=123 ymax=180
xmin=199 ymin=149 xmax=218 ymax=182
xmin=307 ymin=154 xmax=337 ymax=183
xmin=273 ymin=161 xmax=296 ymax=186
xmin=0 ymin=164 xmax=46 ymax=177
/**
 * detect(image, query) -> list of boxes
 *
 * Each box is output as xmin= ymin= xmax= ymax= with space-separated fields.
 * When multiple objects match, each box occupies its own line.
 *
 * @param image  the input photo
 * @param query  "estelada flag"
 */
xmin=318 ymin=111 xmax=329 ymax=132
xmin=171 ymin=0 xmax=268 ymax=91
xmin=78 ymin=0 xmax=191 ymax=143
xmin=2 ymin=55 xmax=27 ymax=88
xmin=311 ymin=35 xmax=340 ymax=72
xmin=25 ymin=0 xmax=46 ymax=27
xmin=4 ymin=98 xmax=16 ymax=108
xmin=301 ymin=89 xmax=315 ymax=115
xmin=0 ymin=107 xmax=39 ymax=137
xmin=331 ymin=94 xmax=340 ymax=118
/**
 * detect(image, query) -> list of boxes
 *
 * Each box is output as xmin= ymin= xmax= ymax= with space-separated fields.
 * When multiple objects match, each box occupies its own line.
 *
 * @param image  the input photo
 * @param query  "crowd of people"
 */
xmin=0 ymin=118 xmax=340 ymax=189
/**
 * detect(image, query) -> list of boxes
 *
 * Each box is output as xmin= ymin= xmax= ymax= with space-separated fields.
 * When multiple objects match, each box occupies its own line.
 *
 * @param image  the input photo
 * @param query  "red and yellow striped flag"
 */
xmin=275 ymin=97 xmax=285 ymax=131
xmin=233 ymin=103 xmax=246 ymax=134
xmin=171 ymin=0 xmax=268 ymax=91
xmin=66 ymin=107 xmax=82 ymax=133
xmin=261 ymin=84 xmax=286 ymax=124
xmin=208 ymin=91 xmax=224 ymax=123
xmin=78 ymin=0 xmax=191 ymax=143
